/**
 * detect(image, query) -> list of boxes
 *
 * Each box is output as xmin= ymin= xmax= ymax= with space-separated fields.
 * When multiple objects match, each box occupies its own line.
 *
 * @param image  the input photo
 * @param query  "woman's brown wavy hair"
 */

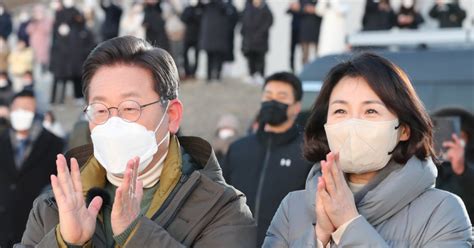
xmin=303 ymin=53 xmax=436 ymax=164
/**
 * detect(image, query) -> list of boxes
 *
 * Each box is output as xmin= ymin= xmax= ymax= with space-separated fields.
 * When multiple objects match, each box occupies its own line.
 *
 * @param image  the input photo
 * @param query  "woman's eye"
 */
xmin=334 ymin=109 xmax=346 ymax=114
xmin=366 ymin=109 xmax=378 ymax=114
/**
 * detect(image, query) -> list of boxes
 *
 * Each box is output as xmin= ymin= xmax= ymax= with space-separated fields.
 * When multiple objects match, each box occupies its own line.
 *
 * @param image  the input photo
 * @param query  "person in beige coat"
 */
xmin=0 ymin=36 xmax=9 ymax=72
xmin=8 ymin=40 xmax=34 ymax=92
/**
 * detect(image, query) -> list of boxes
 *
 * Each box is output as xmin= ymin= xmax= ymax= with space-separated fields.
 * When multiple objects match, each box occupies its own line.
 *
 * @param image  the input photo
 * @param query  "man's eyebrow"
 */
xmin=90 ymin=92 xmax=142 ymax=102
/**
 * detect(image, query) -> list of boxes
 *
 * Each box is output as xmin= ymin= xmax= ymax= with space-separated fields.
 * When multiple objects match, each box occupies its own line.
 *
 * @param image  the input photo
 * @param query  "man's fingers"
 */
xmin=113 ymin=187 xmax=123 ymax=214
xmin=56 ymin=154 xmax=75 ymax=196
xmin=129 ymin=157 xmax=139 ymax=200
xmin=135 ymin=180 xmax=144 ymax=203
xmin=70 ymin=158 xmax=83 ymax=193
xmin=51 ymin=175 xmax=65 ymax=207
xmin=87 ymin=196 xmax=103 ymax=219
xmin=121 ymin=167 xmax=132 ymax=200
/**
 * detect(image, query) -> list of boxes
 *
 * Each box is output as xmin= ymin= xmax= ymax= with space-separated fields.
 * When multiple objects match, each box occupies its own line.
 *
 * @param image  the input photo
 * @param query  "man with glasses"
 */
xmin=17 ymin=36 xmax=256 ymax=247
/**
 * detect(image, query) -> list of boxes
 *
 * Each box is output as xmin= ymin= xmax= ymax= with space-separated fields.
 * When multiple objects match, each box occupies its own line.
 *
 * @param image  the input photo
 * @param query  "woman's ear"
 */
xmin=399 ymin=124 xmax=411 ymax=141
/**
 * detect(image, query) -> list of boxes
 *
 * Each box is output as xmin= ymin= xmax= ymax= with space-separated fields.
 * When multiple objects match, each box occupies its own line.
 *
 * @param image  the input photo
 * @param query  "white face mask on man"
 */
xmin=324 ymin=118 xmax=401 ymax=174
xmin=10 ymin=109 xmax=35 ymax=131
xmin=90 ymin=104 xmax=170 ymax=175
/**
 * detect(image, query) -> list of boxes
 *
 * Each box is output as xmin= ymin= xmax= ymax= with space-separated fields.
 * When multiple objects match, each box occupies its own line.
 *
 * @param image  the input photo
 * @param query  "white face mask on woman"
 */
xmin=90 ymin=105 xmax=169 ymax=175
xmin=324 ymin=118 xmax=401 ymax=174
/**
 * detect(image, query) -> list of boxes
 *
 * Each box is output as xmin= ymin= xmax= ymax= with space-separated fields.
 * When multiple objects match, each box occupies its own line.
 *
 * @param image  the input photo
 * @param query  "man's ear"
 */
xmin=167 ymin=99 xmax=183 ymax=134
xmin=399 ymin=123 xmax=411 ymax=141
xmin=291 ymin=101 xmax=302 ymax=119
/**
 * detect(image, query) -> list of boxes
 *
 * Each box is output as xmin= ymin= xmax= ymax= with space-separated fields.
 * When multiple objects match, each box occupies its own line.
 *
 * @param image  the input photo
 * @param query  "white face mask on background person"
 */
xmin=0 ymin=78 xmax=7 ymax=88
xmin=42 ymin=120 xmax=52 ymax=129
xmin=10 ymin=109 xmax=35 ymax=131
xmin=402 ymin=0 xmax=414 ymax=8
xmin=218 ymin=128 xmax=236 ymax=140
xmin=324 ymin=118 xmax=401 ymax=174
xmin=63 ymin=0 xmax=75 ymax=8
xmin=90 ymin=105 xmax=170 ymax=175
xmin=50 ymin=1 xmax=61 ymax=11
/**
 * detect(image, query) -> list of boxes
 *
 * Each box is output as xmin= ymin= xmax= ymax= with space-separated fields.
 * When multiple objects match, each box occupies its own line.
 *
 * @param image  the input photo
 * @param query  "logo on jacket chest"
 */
xmin=280 ymin=158 xmax=292 ymax=167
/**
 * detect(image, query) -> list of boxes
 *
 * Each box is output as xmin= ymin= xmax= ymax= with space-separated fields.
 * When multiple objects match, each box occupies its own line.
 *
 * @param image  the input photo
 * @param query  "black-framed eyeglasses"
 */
xmin=83 ymin=99 xmax=165 ymax=125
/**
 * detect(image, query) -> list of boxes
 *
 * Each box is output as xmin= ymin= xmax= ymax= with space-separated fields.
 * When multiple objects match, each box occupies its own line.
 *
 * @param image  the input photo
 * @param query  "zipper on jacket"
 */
xmin=254 ymin=135 xmax=272 ymax=224
xmin=151 ymin=173 xmax=190 ymax=220
xmin=162 ymin=177 xmax=200 ymax=229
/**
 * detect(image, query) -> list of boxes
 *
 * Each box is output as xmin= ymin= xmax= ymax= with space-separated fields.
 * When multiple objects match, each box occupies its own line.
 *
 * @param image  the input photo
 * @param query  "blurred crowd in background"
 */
xmin=0 ymin=0 xmax=471 ymax=94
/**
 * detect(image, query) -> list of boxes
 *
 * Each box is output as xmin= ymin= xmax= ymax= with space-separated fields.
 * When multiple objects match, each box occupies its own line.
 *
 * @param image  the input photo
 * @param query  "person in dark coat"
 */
xmin=17 ymin=13 xmax=31 ymax=47
xmin=433 ymin=107 xmax=474 ymax=224
xmin=362 ymin=0 xmax=396 ymax=31
xmin=429 ymin=0 xmax=466 ymax=28
xmin=298 ymin=0 xmax=322 ymax=64
xmin=0 ymin=3 xmax=12 ymax=40
xmin=100 ymin=0 xmax=123 ymax=41
xmin=222 ymin=0 xmax=238 ymax=64
xmin=0 ymin=90 xmax=64 ymax=247
xmin=223 ymin=72 xmax=313 ymax=246
xmin=287 ymin=1 xmax=302 ymax=72
xmin=0 ymin=71 xmax=13 ymax=103
xmin=143 ymin=0 xmax=170 ymax=51
xmin=241 ymin=0 xmax=273 ymax=78
xmin=396 ymin=0 xmax=424 ymax=29
xmin=0 ymin=99 xmax=9 ymax=135
xmin=50 ymin=2 xmax=95 ymax=104
xmin=199 ymin=0 xmax=237 ymax=82
xmin=181 ymin=0 xmax=203 ymax=79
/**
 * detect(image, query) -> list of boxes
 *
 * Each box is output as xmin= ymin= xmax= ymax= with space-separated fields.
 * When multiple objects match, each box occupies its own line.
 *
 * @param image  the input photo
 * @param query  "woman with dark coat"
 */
xmin=241 ymin=0 xmax=273 ymax=78
xmin=181 ymin=1 xmax=203 ymax=79
xmin=0 ymin=3 xmax=12 ymax=40
xmin=429 ymin=0 xmax=466 ymax=28
xmin=143 ymin=0 xmax=170 ymax=51
xmin=100 ymin=0 xmax=123 ymax=41
xmin=298 ymin=0 xmax=322 ymax=64
xmin=362 ymin=0 xmax=396 ymax=31
xmin=50 ymin=3 xmax=95 ymax=104
xmin=222 ymin=0 xmax=239 ymax=64
xmin=396 ymin=0 xmax=424 ymax=29
xmin=199 ymin=0 xmax=238 ymax=82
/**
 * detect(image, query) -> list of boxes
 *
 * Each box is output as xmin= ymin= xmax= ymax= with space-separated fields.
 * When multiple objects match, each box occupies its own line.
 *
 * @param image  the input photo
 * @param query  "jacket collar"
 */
xmin=177 ymin=136 xmax=226 ymax=185
xmin=256 ymin=123 xmax=301 ymax=146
